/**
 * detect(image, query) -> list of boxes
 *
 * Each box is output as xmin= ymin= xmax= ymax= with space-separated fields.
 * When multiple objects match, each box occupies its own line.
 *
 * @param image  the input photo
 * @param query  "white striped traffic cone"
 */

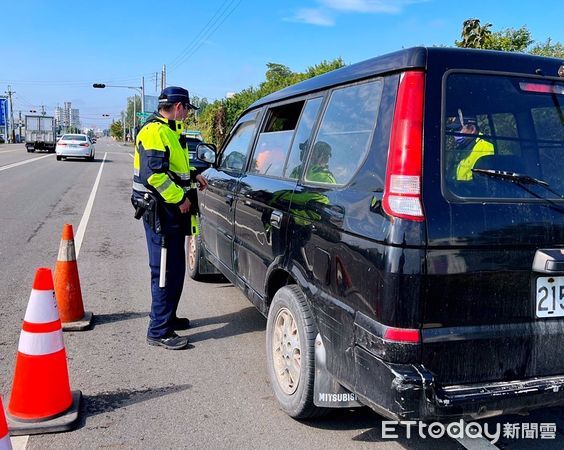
xmin=54 ymin=223 xmax=92 ymax=331
xmin=7 ymin=268 xmax=81 ymax=435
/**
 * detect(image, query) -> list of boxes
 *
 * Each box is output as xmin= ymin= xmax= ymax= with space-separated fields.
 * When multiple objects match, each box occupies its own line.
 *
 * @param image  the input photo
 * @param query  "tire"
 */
xmin=56 ymin=155 xmax=61 ymax=161
xmin=266 ymin=285 xmax=326 ymax=419
xmin=187 ymin=234 xmax=206 ymax=281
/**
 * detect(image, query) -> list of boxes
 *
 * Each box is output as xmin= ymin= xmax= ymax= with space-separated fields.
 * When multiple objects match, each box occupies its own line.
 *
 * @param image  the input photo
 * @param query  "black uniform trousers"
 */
xmin=143 ymin=220 xmax=186 ymax=339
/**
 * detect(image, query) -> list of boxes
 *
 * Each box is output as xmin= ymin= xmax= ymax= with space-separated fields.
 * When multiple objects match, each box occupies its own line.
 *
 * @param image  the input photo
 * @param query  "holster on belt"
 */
xmin=131 ymin=192 xmax=161 ymax=234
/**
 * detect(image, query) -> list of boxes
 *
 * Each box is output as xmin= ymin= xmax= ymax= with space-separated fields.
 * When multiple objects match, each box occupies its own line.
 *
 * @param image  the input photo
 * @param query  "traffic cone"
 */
xmin=7 ymin=268 xmax=81 ymax=435
xmin=0 ymin=398 xmax=12 ymax=450
xmin=54 ymin=223 xmax=92 ymax=331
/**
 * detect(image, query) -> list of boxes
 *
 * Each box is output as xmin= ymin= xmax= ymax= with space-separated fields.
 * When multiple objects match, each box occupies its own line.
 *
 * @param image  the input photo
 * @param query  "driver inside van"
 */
xmin=448 ymin=109 xmax=494 ymax=181
xmin=305 ymin=141 xmax=337 ymax=184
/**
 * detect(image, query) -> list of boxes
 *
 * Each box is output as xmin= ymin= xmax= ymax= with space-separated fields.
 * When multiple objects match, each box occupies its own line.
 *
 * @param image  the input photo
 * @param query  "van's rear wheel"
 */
xmin=266 ymin=285 xmax=326 ymax=419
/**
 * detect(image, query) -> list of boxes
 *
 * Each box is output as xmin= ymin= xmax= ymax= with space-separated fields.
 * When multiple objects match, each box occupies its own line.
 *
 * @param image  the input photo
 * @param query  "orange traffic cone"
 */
xmin=7 ymin=268 xmax=81 ymax=435
xmin=54 ymin=224 xmax=92 ymax=331
xmin=0 ymin=398 xmax=12 ymax=450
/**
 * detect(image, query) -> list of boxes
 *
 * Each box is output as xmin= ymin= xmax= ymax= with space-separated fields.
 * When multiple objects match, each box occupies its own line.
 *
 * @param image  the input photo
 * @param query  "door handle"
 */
xmin=270 ymin=210 xmax=283 ymax=229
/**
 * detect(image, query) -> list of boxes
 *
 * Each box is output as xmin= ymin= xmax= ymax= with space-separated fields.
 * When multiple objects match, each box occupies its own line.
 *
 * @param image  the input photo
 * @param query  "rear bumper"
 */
xmin=56 ymin=148 xmax=92 ymax=157
xmin=355 ymin=345 xmax=564 ymax=421
xmin=27 ymin=142 xmax=55 ymax=149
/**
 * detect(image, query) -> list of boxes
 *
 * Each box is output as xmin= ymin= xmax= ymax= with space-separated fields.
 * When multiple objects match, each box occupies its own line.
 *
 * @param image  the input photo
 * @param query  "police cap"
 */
xmin=158 ymin=86 xmax=198 ymax=110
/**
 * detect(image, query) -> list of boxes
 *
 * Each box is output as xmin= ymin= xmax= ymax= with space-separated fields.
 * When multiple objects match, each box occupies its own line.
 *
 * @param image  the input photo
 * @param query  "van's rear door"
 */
xmin=422 ymin=54 xmax=564 ymax=386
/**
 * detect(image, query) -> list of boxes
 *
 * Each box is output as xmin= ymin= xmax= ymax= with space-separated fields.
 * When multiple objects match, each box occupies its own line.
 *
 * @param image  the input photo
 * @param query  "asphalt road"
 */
xmin=0 ymin=139 xmax=563 ymax=449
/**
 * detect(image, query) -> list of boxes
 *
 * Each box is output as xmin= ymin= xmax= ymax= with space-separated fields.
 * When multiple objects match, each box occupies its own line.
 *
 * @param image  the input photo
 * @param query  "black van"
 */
xmin=190 ymin=47 xmax=564 ymax=421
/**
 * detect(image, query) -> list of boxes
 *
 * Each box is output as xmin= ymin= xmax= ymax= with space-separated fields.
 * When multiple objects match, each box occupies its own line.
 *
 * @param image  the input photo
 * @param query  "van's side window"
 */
xmin=250 ymin=102 xmax=304 ymax=177
xmin=284 ymin=97 xmax=323 ymax=180
xmin=219 ymin=114 xmax=258 ymax=173
xmin=305 ymin=80 xmax=383 ymax=185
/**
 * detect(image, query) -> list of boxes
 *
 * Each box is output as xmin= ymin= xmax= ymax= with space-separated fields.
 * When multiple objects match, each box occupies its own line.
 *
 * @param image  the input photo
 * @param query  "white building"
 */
xmin=54 ymin=102 xmax=80 ymax=131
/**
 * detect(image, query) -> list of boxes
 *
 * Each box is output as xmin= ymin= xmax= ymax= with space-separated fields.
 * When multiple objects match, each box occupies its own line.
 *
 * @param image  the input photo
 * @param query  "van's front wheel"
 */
xmin=266 ymin=285 xmax=325 ymax=419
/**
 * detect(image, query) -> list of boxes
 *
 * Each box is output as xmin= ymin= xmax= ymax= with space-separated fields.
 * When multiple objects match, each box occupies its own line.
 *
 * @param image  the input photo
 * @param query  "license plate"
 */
xmin=536 ymin=276 xmax=564 ymax=318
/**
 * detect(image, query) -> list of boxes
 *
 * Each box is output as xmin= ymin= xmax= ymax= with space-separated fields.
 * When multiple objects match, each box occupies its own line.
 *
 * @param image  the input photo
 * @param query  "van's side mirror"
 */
xmin=196 ymin=143 xmax=217 ymax=164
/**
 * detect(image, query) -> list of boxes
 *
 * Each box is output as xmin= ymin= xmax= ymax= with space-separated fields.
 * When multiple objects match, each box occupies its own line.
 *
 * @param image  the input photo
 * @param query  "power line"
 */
xmin=1 ymin=4 xmax=243 ymax=101
xmin=168 ymin=0 xmax=234 ymax=69
xmin=168 ymin=0 xmax=242 ymax=73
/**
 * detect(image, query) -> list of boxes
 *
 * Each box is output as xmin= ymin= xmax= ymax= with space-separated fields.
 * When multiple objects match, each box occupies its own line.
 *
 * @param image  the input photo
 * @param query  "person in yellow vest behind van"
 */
xmin=450 ymin=110 xmax=494 ymax=181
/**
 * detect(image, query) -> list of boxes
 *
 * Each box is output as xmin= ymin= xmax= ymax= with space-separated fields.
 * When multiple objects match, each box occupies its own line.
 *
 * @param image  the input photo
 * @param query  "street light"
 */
xmin=93 ymin=80 xmax=145 ymax=141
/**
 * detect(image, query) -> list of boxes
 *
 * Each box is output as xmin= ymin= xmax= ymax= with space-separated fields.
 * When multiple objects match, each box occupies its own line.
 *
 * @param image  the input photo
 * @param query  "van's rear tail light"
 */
xmin=58 ymin=143 xmax=66 ymax=146
xmin=383 ymin=70 xmax=425 ymax=222
xmin=384 ymin=327 xmax=421 ymax=343
xmin=519 ymin=81 xmax=564 ymax=95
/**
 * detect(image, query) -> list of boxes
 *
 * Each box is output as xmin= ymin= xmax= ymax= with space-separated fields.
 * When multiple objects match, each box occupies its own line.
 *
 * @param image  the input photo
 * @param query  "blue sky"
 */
xmin=1 ymin=0 xmax=562 ymax=130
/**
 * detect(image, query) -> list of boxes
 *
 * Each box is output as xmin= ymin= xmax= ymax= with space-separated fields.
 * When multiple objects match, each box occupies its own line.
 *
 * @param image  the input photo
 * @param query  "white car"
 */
xmin=55 ymin=134 xmax=95 ymax=161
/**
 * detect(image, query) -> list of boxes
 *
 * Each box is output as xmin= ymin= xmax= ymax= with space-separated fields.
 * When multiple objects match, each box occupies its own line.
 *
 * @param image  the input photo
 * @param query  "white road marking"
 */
xmin=75 ymin=152 xmax=107 ymax=258
xmin=0 ymin=154 xmax=51 ymax=172
xmin=10 ymin=435 xmax=29 ymax=450
xmin=6 ymin=152 xmax=106 ymax=450
xmin=0 ymin=149 xmax=23 ymax=154
xmin=454 ymin=422 xmax=499 ymax=449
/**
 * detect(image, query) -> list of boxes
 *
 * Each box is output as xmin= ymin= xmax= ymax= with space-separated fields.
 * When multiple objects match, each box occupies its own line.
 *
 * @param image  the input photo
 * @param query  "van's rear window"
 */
xmin=443 ymin=73 xmax=564 ymax=200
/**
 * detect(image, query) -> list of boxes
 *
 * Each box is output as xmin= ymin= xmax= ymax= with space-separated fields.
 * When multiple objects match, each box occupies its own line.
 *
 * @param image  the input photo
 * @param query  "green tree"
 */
xmin=125 ymin=95 xmax=142 ymax=131
xmin=486 ymin=26 xmax=533 ymax=52
xmin=185 ymin=95 xmax=210 ymax=130
xmin=455 ymin=18 xmax=563 ymax=57
xmin=456 ymin=19 xmax=492 ymax=48
xmin=530 ymin=38 xmax=564 ymax=58
xmin=195 ymin=58 xmax=345 ymax=146
xmin=109 ymin=120 xmax=123 ymax=140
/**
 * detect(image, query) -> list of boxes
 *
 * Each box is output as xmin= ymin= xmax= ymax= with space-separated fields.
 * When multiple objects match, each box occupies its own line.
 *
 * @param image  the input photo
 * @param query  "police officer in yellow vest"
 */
xmin=132 ymin=86 xmax=208 ymax=350
xmin=452 ymin=111 xmax=494 ymax=181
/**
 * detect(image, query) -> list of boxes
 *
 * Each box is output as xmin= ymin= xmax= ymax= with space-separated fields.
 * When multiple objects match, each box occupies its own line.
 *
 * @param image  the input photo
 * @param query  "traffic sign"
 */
xmin=136 ymin=112 xmax=152 ymax=124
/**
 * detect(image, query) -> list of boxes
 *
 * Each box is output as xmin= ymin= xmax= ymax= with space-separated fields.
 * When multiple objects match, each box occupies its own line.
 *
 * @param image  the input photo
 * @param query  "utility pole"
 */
xmin=141 ymin=76 xmax=145 ymax=113
xmin=122 ymin=113 xmax=126 ymax=144
xmin=18 ymin=111 xmax=22 ymax=143
xmin=40 ymin=105 xmax=46 ymax=116
xmin=6 ymin=86 xmax=15 ymax=143
xmin=161 ymin=64 xmax=166 ymax=90
xmin=132 ymin=94 xmax=136 ymax=142
xmin=155 ymin=72 xmax=158 ymax=92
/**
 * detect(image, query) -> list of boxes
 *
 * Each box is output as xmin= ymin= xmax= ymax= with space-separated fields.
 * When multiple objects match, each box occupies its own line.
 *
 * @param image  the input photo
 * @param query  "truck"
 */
xmin=25 ymin=115 xmax=56 ymax=152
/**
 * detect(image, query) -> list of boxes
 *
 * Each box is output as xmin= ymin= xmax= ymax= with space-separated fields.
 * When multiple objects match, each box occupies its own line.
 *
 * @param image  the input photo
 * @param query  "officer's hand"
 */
xmin=196 ymin=174 xmax=208 ymax=191
xmin=178 ymin=198 xmax=191 ymax=214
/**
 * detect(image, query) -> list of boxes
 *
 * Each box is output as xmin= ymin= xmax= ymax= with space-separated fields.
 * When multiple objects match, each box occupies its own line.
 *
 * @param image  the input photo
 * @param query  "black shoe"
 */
xmin=172 ymin=317 xmax=190 ymax=330
xmin=147 ymin=332 xmax=189 ymax=350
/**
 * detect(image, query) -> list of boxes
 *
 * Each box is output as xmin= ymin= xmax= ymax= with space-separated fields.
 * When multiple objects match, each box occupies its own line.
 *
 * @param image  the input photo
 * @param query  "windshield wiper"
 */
xmin=472 ymin=169 xmax=564 ymax=208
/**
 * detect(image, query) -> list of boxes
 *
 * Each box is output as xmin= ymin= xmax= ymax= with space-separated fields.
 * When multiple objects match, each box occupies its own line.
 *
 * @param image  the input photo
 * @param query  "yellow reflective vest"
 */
xmin=133 ymin=113 xmax=192 ymax=204
xmin=456 ymin=134 xmax=495 ymax=181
